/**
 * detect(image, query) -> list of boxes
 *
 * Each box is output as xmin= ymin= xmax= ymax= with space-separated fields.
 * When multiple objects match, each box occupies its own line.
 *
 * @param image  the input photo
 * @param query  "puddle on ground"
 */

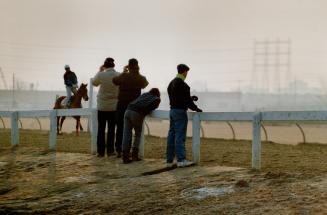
xmin=181 ymin=186 xmax=234 ymax=200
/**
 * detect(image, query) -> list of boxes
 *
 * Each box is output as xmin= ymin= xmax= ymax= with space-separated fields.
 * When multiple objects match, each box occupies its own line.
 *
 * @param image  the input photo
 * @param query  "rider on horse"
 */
xmin=63 ymin=65 xmax=78 ymax=107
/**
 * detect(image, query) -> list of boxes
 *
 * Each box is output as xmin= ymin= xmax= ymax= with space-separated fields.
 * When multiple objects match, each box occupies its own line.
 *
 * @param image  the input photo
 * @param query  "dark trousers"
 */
xmin=115 ymin=102 xmax=128 ymax=153
xmin=122 ymin=110 xmax=144 ymax=153
xmin=97 ymin=110 xmax=116 ymax=156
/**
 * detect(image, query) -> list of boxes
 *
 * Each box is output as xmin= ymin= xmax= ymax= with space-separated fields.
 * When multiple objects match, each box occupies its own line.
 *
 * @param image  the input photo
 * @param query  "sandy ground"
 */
xmin=2 ymin=130 xmax=327 ymax=214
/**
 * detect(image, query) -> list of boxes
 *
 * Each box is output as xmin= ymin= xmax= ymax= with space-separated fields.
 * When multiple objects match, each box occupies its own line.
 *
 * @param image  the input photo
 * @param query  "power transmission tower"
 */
xmin=252 ymin=39 xmax=291 ymax=94
xmin=0 ymin=67 xmax=8 ymax=89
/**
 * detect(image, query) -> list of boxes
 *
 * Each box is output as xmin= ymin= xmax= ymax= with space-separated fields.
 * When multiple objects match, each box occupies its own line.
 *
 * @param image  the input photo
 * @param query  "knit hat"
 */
xmin=64 ymin=65 xmax=70 ymax=69
xmin=104 ymin=57 xmax=115 ymax=68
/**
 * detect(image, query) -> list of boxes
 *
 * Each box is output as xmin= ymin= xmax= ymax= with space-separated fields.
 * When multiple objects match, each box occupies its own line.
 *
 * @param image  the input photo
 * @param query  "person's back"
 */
xmin=93 ymin=68 xmax=120 ymax=111
xmin=113 ymin=72 xmax=148 ymax=105
xmin=128 ymin=91 xmax=161 ymax=116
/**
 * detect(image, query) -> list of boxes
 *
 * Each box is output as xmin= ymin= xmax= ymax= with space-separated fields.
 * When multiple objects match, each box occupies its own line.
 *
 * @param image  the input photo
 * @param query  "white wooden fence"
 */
xmin=2 ymin=109 xmax=327 ymax=170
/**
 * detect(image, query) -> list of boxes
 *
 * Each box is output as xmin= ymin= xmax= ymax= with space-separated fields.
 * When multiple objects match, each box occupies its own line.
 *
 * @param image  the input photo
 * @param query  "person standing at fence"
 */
xmin=113 ymin=58 xmax=148 ymax=158
xmin=122 ymin=88 xmax=161 ymax=163
xmin=166 ymin=64 xmax=202 ymax=168
xmin=92 ymin=58 xmax=120 ymax=157
xmin=63 ymin=65 xmax=78 ymax=107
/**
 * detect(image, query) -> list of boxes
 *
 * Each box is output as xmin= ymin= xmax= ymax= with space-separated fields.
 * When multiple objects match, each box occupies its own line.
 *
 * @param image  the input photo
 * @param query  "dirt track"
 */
xmin=1 ymin=131 xmax=327 ymax=214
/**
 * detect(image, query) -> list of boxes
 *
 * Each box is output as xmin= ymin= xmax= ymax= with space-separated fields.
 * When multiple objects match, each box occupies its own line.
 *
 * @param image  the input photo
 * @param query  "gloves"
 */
xmin=191 ymin=95 xmax=198 ymax=101
xmin=196 ymin=108 xmax=203 ymax=112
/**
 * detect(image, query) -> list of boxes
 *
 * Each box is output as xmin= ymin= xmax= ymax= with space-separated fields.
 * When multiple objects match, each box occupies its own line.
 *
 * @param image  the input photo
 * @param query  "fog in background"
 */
xmin=1 ymin=0 xmax=327 ymax=94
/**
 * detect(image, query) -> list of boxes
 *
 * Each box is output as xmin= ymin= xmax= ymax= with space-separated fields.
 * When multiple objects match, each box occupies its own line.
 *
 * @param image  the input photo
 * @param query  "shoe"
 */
xmin=97 ymin=154 xmax=104 ymax=157
xmin=122 ymin=151 xmax=132 ymax=164
xmin=166 ymin=162 xmax=175 ymax=168
xmin=132 ymin=148 xmax=141 ymax=161
xmin=177 ymin=160 xmax=194 ymax=168
xmin=107 ymin=152 xmax=115 ymax=157
xmin=117 ymin=152 xmax=122 ymax=158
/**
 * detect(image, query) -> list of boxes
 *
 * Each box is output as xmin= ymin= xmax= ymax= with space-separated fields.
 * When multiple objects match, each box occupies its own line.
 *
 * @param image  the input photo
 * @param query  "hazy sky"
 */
xmin=1 ymin=0 xmax=327 ymax=92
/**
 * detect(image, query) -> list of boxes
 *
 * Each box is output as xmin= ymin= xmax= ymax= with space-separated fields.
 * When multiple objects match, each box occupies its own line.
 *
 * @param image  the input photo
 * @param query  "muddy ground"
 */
xmin=1 ymin=130 xmax=327 ymax=214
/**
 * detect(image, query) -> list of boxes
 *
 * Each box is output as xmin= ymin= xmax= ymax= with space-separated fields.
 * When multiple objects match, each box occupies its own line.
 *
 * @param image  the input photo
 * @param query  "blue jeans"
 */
xmin=166 ymin=109 xmax=188 ymax=163
xmin=122 ymin=110 xmax=144 ymax=153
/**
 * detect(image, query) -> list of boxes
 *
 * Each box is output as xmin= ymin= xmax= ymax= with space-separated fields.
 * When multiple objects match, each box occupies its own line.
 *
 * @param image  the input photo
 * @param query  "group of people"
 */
xmin=63 ymin=58 xmax=202 ymax=168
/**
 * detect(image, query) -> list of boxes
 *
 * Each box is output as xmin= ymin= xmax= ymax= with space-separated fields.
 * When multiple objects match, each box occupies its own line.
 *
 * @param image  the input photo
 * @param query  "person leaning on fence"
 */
xmin=113 ymin=58 xmax=149 ymax=158
xmin=92 ymin=58 xmax=120 ymax=157
xmin=63 ymin=65 xmax=78 ymax=107
xmin=121 ymin=88 xmax=161 ymax=163
xmin=166 ymin=64 xmax=202 ymax=168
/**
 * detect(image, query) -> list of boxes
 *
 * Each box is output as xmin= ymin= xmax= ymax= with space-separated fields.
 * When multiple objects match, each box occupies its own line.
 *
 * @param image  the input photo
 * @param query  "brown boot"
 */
xmin=122 ymin=151 xmax=132 ymax=164
xmin=132 ymin=148 xmax=141 ymax=161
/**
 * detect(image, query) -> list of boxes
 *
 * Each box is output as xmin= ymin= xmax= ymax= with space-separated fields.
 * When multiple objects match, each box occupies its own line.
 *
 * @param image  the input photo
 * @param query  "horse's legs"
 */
xmin=75 ymin=116 xmax=80 ymax=136
xmin=59 ymin=116 xmax=66 ymax=133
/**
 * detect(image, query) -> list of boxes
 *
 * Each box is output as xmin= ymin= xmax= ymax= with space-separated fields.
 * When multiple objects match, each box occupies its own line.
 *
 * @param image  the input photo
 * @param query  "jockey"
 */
xmin=63 ymin=65 xmax=78 ymax=107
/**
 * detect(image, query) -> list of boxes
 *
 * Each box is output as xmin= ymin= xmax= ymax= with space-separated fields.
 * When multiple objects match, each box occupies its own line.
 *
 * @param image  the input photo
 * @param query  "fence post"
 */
xmin=139 ymin=122 xmax=145 ymax=159
xmin=90 ymin=108 xmax=98 ymax=154
xmin=87 ymin=78 xmax=94 ymax=132
xmin=49 ymin=110 xmax=57 ymax=150
xmin=10 ymin=111 xmax=19 ymax=146
xmin=192 ymin=113 xmax=201 ymax=164
xmin=252 ymin=112 xmax=262 ymax=170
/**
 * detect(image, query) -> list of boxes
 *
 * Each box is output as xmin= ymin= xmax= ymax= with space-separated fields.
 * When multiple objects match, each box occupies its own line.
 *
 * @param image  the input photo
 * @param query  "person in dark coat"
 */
xmin=113 ymin=58 xmax=148 ymax=157
xmin=166 ymin=64 xmax=202 ymax=168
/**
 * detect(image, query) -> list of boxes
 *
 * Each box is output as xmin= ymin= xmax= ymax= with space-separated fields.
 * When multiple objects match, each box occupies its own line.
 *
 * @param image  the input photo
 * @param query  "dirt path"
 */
xmin=1 ymin=147 xmax=327 ymax=214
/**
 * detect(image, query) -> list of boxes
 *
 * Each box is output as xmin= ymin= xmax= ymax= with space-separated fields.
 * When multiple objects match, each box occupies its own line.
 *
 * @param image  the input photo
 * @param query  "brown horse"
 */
xmin=54 ymin=83 xmax=89 ymax=135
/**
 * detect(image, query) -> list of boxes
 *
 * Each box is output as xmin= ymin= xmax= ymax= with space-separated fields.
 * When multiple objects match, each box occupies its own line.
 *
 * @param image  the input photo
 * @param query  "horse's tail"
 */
xmin=54 ymin=96 xmax=66 ymax=109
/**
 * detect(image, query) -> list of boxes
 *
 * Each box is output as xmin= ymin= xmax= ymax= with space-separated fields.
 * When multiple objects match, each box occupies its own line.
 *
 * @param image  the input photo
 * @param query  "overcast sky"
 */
xmin=1 ymin=0 xmax=327 ymax=92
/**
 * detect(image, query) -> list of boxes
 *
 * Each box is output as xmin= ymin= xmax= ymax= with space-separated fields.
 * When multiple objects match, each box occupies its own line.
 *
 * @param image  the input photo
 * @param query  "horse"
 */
xmin=53 ymin=83 xmax=89 ymax=136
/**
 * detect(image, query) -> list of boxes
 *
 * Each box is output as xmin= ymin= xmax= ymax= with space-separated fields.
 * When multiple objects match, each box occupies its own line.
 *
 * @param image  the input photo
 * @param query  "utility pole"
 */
xmin=0 ymin=67 xmax=8 ymax=90
xmin=12 ymin=73 xmax=17 ymax=108
xmin=251 ymin=39 xmax=291 ymax=94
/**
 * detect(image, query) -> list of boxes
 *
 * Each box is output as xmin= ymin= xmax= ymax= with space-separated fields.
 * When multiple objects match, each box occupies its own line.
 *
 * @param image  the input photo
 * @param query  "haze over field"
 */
xmin=1 ymin=0 xmax=327 ymax=92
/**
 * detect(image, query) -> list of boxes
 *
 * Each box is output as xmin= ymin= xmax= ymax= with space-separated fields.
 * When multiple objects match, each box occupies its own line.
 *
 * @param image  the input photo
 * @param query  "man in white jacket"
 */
xmin=92 ymin=58 xmax=120 ymax=157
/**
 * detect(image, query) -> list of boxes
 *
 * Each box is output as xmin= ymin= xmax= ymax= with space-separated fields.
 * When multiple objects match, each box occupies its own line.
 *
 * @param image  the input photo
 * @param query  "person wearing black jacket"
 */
xmin=113 ymin=58 xmax=148 ymax=157
xmin=122 ymin=88 xmax=161 ymax=163
xmin=63 ymin=65 xmax=78 ymax=107
xmin=166 ymin=64 xmax=202 ymax=168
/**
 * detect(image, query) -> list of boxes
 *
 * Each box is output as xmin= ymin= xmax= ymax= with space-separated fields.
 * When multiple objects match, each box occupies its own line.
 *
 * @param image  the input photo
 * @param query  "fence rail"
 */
xmin=2 ymin=109 xmax=327 ymax=170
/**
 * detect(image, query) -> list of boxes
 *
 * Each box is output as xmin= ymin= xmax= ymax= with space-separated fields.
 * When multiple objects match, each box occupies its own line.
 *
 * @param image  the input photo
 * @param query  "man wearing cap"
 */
xmin=63 ymin=65 xmax=78 ymax=107
xmin=166 ymin=64 xmax=202 ymax=168
xmin=92 ymin=58 xmax=120 ymax=157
